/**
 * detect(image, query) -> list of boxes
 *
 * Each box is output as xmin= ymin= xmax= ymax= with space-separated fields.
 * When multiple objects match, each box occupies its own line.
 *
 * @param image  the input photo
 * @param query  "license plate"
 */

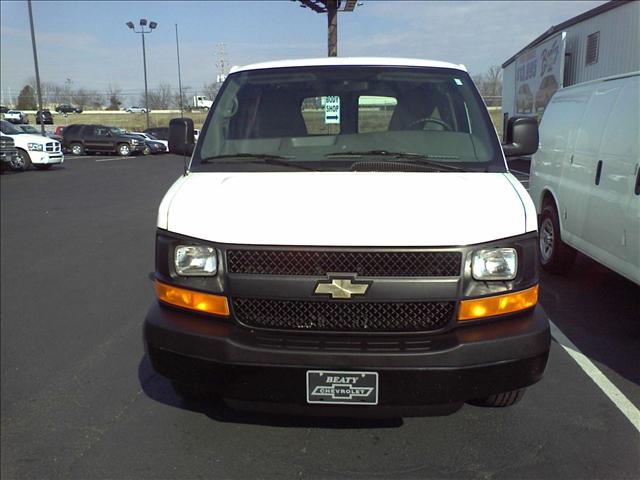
xmin=306 ymin=370 xmax=378 ymax=405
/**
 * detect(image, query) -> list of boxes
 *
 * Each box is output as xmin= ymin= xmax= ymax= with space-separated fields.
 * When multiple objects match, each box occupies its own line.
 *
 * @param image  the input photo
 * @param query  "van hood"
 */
xmin=160 ymin=172 xmax=530 ymax=247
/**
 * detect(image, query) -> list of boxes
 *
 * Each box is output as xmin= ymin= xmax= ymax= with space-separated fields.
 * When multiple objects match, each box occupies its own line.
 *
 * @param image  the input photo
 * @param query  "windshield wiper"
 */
xmin=325 ymin=150 xmax=465 ymax=171
xmin=200 ymin=153 xmax=317 ymax=171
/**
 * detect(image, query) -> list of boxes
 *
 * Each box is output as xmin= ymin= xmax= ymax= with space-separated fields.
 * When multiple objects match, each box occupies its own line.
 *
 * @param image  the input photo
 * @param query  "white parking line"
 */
xmin=550 ymin=319 xmax=640 ymax=432
xmin=95 ymin=157 xmax=134 ymax=162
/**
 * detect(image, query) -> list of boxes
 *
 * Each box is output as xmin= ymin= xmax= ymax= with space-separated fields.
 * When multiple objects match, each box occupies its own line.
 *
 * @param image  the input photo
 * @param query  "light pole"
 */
xmin=126 ymin=19 xmax=157 ymax=129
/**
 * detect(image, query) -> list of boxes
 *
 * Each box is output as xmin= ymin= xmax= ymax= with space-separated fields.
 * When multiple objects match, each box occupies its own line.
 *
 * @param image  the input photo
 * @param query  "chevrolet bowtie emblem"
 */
xmin=314 ymin=278 xmax=369 ymax=299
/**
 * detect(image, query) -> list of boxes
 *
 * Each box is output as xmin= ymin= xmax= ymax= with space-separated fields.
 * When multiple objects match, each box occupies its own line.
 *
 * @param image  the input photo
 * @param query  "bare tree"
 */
xmin=202 ymin=82 xmax=221 ymax=102
xmin=106 ymin=84 xmax=123 ymax=111
xmin=144 ymin=83 xmax=174 ymax=110
xmin=484 ymin=65 xmax=502 ymax=98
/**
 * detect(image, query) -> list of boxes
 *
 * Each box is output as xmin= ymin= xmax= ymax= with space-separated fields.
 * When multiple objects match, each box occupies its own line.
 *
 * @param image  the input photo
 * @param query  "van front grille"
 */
xmin=232 ymin=298 xmax=455 ymax=332
xmin=227 ymin=250 xmax=461 ymax=277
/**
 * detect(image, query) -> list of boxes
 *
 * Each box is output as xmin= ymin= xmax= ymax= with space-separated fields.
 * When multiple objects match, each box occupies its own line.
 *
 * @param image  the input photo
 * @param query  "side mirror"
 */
xmin=502 ymin=116 xmax=539 ymax=158
xmin=168 ymin=117 xmax=195 ymax=155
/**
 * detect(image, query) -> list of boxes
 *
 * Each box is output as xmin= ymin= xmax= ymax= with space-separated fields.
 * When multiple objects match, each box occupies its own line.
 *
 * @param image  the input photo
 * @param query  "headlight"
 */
xmin=472 ymin=248 xmax=517 ymax=280
xmin=175 ymin=245 xmax=217 ymax=276
xmin=27 ymin=143 xmax=43 ymax=151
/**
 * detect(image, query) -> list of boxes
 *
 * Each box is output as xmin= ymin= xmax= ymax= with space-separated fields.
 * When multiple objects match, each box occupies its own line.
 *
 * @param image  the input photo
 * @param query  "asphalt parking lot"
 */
xmin=1 ymin=154 xmax=639 ymax=479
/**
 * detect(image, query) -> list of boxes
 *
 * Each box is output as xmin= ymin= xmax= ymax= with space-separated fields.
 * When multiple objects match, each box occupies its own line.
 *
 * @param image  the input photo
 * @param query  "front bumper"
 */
xmin=28 ymin=151 xmax=64 ymax=165
xmin=144 ymin=302 xmax=550 ymax=414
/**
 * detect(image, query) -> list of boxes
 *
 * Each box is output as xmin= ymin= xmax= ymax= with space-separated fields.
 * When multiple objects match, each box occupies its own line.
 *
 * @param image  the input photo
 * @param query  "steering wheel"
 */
xmin=407 ymin=117 xmax=453 ymax=131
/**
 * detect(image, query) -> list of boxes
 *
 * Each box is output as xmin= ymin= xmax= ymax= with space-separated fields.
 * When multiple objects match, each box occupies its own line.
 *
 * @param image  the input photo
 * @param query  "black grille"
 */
xmin=227 ymin=250 xmax=461 ymax=277
xmin=232 ymin=298 xmax=455 ymax=332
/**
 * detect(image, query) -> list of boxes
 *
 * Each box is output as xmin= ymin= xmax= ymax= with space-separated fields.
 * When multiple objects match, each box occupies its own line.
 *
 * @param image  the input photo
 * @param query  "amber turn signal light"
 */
xmin=458 ymin=285 xmax=538 ymax=321
xmin=155 ymin=280 xmax=230 ymax=316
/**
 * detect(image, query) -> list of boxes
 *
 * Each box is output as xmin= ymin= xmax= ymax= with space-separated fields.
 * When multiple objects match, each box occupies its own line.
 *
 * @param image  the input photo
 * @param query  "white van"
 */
xmin=529 ymin=72 xmax=640 ymax=284
xmin=145 ymin=58 xmax=550 ymax=416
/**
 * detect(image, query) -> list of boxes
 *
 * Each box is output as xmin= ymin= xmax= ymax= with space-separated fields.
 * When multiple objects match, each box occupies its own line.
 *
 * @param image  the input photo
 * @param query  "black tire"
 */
xmin=70 ymin=143 xmax=84 ymax=156
xmin=539 ymin=202 xmax=576 ymax=274
xmin=13 ymin=149 xmax=31 ymax=171
xmin=142 ymin=145 xmax=151 ymax=155
xmin=34 ymin=164 xmax=52 ymax=170
xmin=117 ymin=143 xmax=131 ymax=156
xmin=469 ymin=388 xmax=526 ymax=407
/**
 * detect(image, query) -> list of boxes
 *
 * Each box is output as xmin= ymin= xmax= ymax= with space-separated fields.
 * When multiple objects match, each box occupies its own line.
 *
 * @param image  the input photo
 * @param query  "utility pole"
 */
xmin=215 ymin=43 xmax=228 ymax=84
xmin=27 ymin=0 xmax=45 ymax=136
xmin=126 ymin=19 xmax=158 ymax=129
xmin=296 ymin=0 xmax=360 ymax=57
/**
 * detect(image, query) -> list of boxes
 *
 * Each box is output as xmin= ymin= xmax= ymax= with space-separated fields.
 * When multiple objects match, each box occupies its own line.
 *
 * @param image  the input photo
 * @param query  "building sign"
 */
xmin=514 ymin=32 xmax=566 ymax=116
xmin=323 ymin=96 xmax=340 ymax=124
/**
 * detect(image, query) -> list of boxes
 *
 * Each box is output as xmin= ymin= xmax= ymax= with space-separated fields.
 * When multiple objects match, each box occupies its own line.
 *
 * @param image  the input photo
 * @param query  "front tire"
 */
xmin=13 ymin=149 xmax=31 ymax=171
xmin=117 ymin=143 xmax=131 ymax=156
xmin=70 ymin=143 xmax=84 ymax=156
xmin=469 ymin=388 xmax=526 ymax=407
xmin=539 ymin=202 xmax=576 ymax=274
xmin=142 ymin=145 xmax=151 ymax=155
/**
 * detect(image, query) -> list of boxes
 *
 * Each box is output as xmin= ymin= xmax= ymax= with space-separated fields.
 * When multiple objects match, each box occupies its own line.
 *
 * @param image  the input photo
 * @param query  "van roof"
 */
xmin=554 ymin=71 xmax=639 ymax=93
xmin=230 ymin=57 xmax=467 ymax=74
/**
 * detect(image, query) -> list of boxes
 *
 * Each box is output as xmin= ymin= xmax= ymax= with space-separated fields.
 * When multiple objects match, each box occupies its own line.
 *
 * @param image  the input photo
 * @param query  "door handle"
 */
xmin=635 ymin=164 xmax=640 ymax=195
xmin=595 ymin=160 xmax=603 ymax=185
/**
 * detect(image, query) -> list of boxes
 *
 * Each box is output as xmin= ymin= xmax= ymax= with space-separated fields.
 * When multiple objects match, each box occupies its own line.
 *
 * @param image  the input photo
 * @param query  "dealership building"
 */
xmin=501 ymin=0 xmax=639 ymax=135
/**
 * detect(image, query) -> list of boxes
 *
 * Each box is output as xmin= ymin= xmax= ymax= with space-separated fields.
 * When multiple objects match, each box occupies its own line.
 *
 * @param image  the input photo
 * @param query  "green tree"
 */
xmin=16 ymin=85 xmax=37 ymax=110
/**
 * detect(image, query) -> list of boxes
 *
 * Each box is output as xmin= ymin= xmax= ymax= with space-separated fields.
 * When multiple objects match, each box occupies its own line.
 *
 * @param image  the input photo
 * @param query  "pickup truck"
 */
xmin=0 ymin=120 xmax=64 ymax=170
xmin=145 ymin=57 xmax=549 ymax=417
xmin=3 ymin=110 xmax=26 ymax=124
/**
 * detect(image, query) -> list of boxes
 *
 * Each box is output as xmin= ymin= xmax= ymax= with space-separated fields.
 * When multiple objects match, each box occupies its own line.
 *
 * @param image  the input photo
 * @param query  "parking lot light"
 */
xmin=126 ymin=18 xmax=158 ymax=129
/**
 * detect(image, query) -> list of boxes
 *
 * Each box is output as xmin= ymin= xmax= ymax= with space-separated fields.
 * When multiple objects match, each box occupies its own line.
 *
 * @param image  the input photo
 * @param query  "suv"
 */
xmin=145 ymin=58 xmax=548 ymax=416
xmin=62 ymin=124 xmax=145 ymax=156
xmin=55 ymin=104 xmax=83 ymax=114
xmin=36 ymin=109 xmax=54 ymax=125
xmin=125 ymin=106 xmax=149 ymax=113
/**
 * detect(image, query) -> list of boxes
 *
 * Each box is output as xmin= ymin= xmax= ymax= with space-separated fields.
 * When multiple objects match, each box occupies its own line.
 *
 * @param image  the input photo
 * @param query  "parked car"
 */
xmin=0 ymin=134 xmax=20 ymax=172
xmin=129 ymin=133 xmax=167 ymax=155
xmin=53 ymin=125 xmax=66 ymax=137
xmin=55 ymin=104 xmax=83 ymax=114
xmin=0 ymin=119 xmax=64 ymax=170
xmin=131 ymin=132 xmax=169 ymax=150
xmin=143 ymin=127 xmax=168 ymax=141
xmin=62 ymin=124 xmax=145 ymax=156
xmin=35 ymin=109 xmax=54 ymax=125
xmin=529 ymin=72 xmax=639 ymax=284
xmin=0 ymin=106 xmax=9 ymax=114
xmin=3 ymin=110 xmax=26 ymax=124
xmin=145 ymin=57 xmax=548 ymax=415
xmin=125 ymin=106 xmax=149 ymax=113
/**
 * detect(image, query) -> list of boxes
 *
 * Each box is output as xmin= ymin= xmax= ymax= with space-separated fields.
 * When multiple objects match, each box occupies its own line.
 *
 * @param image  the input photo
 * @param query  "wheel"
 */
xmin=142 ymin=145 xmax=151 ymax=155
xmin=117 ymin=143 xmax=131 ymax=156
xmin=70 ymin=143 xmax=84 ymax=156
xmin=34 ymin=164 xmax=52 ymax=170
xmin=539 ymin=202 xmax=576 ymax=273
xmin=13 ymin=149 xmax=31 ymax=171
xmin=171 ymin=381 xmax=215 ymax=401
xmin=469 ymin=388 xmax=526 ymax=407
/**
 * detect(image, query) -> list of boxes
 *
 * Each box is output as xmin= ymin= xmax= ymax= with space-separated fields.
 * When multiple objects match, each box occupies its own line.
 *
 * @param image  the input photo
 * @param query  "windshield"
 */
xmin=0 ymin=120 xmax=25 ymax=135
xmin=194 ymin=65 xmax=503 ymax=172
xmin=19 ymin=125 xmax=40 ymax=134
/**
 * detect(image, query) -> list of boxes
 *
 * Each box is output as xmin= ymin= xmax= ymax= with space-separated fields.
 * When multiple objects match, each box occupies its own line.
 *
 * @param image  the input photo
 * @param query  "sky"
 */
xmin=0 ymin=0 xmax=608 ymax=104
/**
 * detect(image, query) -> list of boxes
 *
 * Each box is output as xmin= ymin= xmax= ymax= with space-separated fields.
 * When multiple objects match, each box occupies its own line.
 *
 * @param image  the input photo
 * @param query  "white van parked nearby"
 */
xmin=529 ymin=72 xmax=640 ymax=284
xmin=0 ymin=120 xmax=64 ymax=170
xmin=145 ymin=57 xmax=550 ymax=416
